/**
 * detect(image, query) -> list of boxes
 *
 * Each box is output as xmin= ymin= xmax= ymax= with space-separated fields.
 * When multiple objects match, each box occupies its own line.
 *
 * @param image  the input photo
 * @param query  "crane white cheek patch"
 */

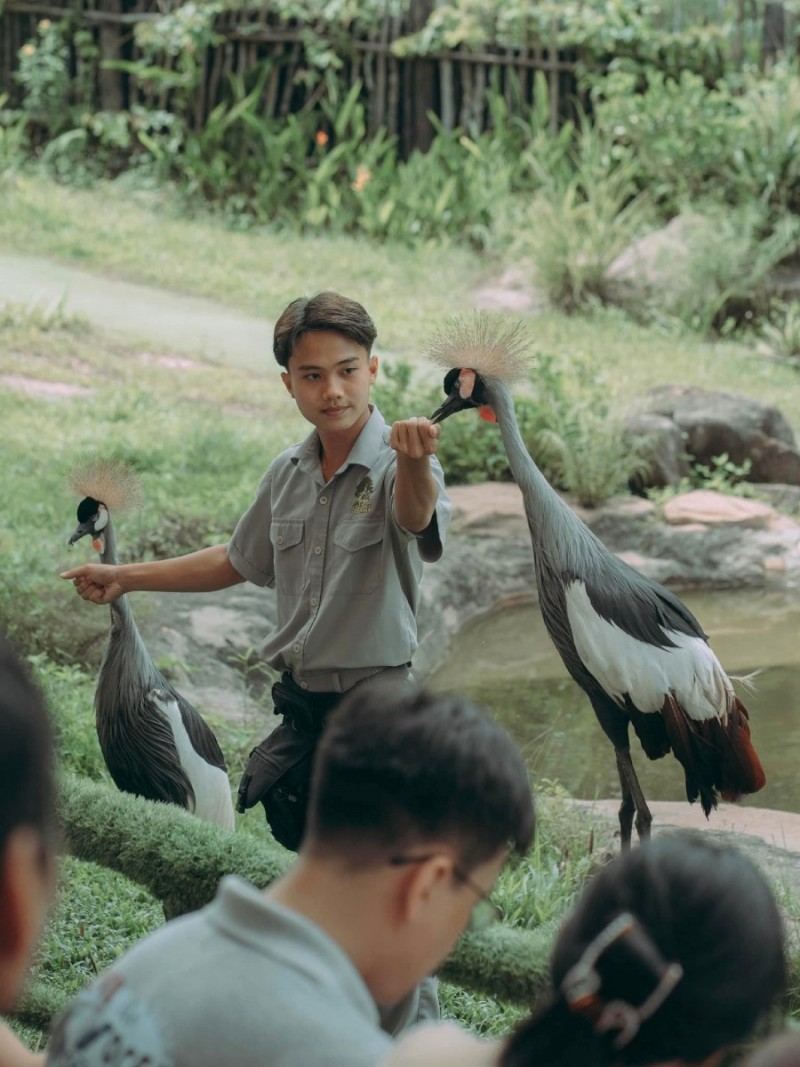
xmin=565 ymin=582 xmax=733 ymax=722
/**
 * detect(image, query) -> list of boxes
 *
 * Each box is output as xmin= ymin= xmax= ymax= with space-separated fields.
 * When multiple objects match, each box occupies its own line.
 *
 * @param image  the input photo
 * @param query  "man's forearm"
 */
xmin=394 ymin=456 xmax=438 ymax=533
xmin=119 ymin=544 xmax=244 ymax=594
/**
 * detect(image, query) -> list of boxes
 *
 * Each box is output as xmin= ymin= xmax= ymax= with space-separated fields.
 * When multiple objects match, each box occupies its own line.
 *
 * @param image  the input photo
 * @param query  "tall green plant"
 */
xmin=651 ymin=205 xmax=800 ymax=335
xmin=520 ymin=122 xmax=650 ymax=312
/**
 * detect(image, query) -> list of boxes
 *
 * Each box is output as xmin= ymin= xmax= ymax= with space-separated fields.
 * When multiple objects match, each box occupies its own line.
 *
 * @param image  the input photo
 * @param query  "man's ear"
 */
xmin=281 ymin=371 xmax=294 ymax=397
xmin=394 ymin=853 xmax=453 ymax=926
xmin=0 ymin=829 xmax=51 ymax=1012
xmin=368 ymin=355 xmax=378 ymax=383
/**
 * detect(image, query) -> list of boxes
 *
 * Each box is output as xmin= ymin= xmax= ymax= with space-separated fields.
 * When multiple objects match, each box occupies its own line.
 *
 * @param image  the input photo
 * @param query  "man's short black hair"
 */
xmin=305 ymin=680 xmax=535 ymax=870
xmin=273 ymin=291 xmax=377 ymax=368
xmin=0 ymin=634 xmax=56 ymax=857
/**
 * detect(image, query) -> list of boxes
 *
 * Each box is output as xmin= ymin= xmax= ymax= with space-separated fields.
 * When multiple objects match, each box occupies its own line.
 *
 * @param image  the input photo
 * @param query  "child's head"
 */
xmin=501 ymin=834 xmax=786 ymax=1067
xmin=0 ymin=635 xmax=57 ymax=1011
xmin=304 ymin=679 xmax=534 ymax=871
xmin=273 ymin=292 xmax=377 ymax=369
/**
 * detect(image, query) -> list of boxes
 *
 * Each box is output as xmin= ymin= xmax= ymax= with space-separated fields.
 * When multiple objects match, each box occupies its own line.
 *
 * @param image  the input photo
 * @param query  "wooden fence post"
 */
xmin=402 ymin=0 xmax=435 ymax=156
xmin=97 ymin=0 xmax=124 ymax=112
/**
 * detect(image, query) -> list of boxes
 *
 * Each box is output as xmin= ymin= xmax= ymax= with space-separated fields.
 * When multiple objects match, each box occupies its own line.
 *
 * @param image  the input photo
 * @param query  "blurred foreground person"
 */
xmin=743 ymin=1031 xmax=800 ymax=1067
xmin=0 ymin=635 xmax=56 ymax=1067
xmin=384 ymin=834 xmax=785 ymax=1067
xmin=47 ymin=682 xmax=534 ymax=1067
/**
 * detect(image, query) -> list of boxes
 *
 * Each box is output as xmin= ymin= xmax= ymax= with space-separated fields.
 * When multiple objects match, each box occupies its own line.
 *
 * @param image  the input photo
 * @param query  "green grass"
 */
xmin=4 ymin=171 xmax=800 ymax=429
xmin=0 ymin=171 xmax=486 ymax=355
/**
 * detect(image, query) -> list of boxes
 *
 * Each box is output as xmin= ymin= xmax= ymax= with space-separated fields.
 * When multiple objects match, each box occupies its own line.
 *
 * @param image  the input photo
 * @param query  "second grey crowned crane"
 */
xmin=67 ymin=457 xmax=235 ymax=831
xmin=428 ymin=316 xmax=766 ymax=849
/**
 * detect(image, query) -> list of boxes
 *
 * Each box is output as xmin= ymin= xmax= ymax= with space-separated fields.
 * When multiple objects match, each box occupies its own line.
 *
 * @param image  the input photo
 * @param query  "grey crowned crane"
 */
xmin=67 ymin=457 xmax=235 ymax=831
xmin=428 ymin=316 xmax=765 ymax=848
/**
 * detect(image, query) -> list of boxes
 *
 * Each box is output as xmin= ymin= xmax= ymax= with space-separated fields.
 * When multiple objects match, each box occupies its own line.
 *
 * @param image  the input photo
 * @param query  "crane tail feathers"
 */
xmin=660 ymin=693 xmax=766 ymax=817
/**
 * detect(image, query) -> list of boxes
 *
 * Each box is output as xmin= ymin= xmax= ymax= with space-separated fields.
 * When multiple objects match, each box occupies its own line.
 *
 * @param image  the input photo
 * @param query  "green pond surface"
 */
xmin=430 ymin=589 xmax=800 ymax=815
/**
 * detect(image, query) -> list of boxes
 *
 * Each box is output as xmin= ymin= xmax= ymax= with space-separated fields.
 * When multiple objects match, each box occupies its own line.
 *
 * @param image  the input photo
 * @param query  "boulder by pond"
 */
xmin=625 ymin=384 xmax=800 ymax=488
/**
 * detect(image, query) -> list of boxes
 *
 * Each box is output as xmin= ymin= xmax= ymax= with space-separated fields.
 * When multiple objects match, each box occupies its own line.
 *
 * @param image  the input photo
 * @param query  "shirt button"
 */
xmin=319 ymin=496 xmax=328 ymax=505
xmin=310 ymin=596 xmax=318 ymax=607
xmin=314 ymin=546 xmax=322 ymax=555
xmin=277 ymin=535 xmax=284 ymax=545
xmin=300 ymin=681 xmax=309 ymax=690
xmin=293 ymin=643 xmax=300 ymax=652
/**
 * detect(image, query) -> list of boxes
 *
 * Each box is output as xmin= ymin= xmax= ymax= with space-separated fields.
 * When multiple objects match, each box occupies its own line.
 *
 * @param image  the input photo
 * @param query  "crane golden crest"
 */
xmin=67 ymin=454 xmax=143 ymax=514
xmin=426 ymin=311 xmax=534 ymax=383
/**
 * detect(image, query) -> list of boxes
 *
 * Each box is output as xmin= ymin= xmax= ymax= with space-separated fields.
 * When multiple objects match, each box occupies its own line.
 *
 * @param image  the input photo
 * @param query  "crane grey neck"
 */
xmin=99 ymin=513 xmax=135 ymax=630
xmin=483 ymin=376 xmax=597 ymax=564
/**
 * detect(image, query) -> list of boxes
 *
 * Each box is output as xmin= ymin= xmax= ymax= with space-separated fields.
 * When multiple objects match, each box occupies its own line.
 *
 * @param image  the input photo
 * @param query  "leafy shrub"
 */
xmin=27 ymin=656 xmax=108 ymax=781
xmin=646 ymin=205 xmax=800 ymax=335
xmin=595 ymin=66 xmax=800 ymax=224
xmin=515 ymin=122 xmax=651 ymax=313
xmin=374 ymin=352 xmax=643 ymax=505
xmin=761 ymin=301 xmax=800 ymax=365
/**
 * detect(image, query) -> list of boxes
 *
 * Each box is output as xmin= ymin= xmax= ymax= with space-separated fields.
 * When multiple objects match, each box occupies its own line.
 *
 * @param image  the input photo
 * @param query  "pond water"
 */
xmin=429 ymin=589 xmax=800 ymax=814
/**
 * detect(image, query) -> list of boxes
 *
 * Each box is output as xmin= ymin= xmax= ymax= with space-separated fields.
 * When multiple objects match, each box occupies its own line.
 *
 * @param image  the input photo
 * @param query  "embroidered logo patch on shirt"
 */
xmin=352 ymin=476 xmax=374 ymax=514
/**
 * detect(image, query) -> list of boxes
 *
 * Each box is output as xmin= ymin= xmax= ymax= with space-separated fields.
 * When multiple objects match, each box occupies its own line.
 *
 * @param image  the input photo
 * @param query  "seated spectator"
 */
xmin=47 ymin=681 xmax=534 ymax=1067
xmin=744 ymin=1031 xmax=800 ymax=1067
xmin=384 ymin=833 xmax=786 ymax=1067
xmin=0 ymin=635 xmax=57 ymax=1067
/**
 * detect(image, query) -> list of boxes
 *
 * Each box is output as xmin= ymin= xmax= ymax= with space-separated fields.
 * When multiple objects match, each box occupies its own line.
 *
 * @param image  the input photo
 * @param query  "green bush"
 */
xmin=516 ymin=121 xmax=651 ymax=313
xmin=27 ymin=657 xmax=108 ymax=781
xmin=645 ymin=205 xmax=800 ymax=335
xmin=375 ymin=351 xmax=644 ymax=504
xmin=595 ymin=65 xmax=800 ymax=224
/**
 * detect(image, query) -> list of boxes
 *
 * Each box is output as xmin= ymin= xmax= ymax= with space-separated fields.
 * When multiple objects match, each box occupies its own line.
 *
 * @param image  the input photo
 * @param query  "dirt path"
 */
xmin=0 ymin=251 xmax=272 ymax=370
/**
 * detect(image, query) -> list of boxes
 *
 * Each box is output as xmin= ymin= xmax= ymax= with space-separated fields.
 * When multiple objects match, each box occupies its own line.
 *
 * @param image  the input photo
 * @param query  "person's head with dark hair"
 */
xmin=273 ymin=291 xmax=381 ymax=451
xmin=0 ymin=633 xmax=57 ymax=1013
xmin=305 ymin=680 xmax=534 ymax=868
xmin=500 ymin=834 xmax=786 ymax=1067
xmin=268 ymin=679 xmax=534 ymax=1009
xmin=273 ymin=291 xmax=377 ymax=369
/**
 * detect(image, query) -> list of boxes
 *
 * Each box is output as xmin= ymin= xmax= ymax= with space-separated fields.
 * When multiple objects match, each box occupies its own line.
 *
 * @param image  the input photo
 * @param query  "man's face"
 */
xmin=281 ymin=330 xmax=378 ymax=438
xmin=374 ymin=848 xmax=507 ymax=1006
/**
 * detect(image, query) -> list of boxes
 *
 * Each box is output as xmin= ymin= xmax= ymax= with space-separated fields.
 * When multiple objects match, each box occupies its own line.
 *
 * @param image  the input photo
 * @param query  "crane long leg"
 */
xmin=615 ymin=748 xmax=652 ymax=850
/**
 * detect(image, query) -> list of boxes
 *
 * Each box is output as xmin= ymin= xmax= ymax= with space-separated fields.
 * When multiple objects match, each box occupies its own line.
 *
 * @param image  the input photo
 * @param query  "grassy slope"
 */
xmin=4 ymin=172 xmax=800 ymax=428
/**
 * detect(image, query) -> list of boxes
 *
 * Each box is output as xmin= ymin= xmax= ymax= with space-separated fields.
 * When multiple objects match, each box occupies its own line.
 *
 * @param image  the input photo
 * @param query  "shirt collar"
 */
xmin=292 ymin=405 xmax=387 ymax=477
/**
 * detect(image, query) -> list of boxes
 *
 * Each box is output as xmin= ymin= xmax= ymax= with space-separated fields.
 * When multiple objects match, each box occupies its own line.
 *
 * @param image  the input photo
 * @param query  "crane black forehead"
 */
xmin=76 ymin=496 xmax=102 ymax=522
xmin=443 ymin=368 xmax=461 ymax=393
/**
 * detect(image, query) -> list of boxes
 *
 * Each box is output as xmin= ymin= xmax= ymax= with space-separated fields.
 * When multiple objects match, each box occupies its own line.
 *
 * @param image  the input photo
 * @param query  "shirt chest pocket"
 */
xmin=270 ymin=519 xmax=306 ymax=595
xmin=330 ymin=520 xmax=385 ymax=597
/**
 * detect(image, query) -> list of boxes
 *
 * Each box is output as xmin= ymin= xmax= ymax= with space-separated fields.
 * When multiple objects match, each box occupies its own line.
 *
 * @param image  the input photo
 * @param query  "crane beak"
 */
xmin=429 ymin=393 xmax=469 ymax=424
xmin=68 ymin=519 xmax=94 ymax=547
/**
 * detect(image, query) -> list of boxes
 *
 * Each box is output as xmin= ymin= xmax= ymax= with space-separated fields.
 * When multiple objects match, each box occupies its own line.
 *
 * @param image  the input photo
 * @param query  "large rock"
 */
xmin=606 ymin=214 xmax=705 ymax=308
xmin=631 ymin=384 xmax=800 ymax=485
xmin=624 ymin=413 xmax=689 ymax=490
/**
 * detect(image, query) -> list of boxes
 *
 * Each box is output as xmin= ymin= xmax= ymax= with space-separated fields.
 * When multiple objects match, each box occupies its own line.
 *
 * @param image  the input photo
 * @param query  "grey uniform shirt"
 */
xmin=227 ymin=405 xmax=451 ymax=691
xmin=47 ymin=876 xmax=394 ymax=1067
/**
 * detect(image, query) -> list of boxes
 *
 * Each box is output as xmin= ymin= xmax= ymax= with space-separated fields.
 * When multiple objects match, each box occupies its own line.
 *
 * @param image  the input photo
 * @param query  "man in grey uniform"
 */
xmin=61 ymin=290 xmax=452 ymax=1033
xmin=63 ymin=290 xmax=450 ymax=853
xmin=46 ymin=682 xmax=535 ymax=1067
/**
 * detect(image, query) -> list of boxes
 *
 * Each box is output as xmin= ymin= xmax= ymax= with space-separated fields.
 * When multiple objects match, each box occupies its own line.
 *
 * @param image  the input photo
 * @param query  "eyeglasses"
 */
xmin=389 ymin=853 xmax=502 ymax=933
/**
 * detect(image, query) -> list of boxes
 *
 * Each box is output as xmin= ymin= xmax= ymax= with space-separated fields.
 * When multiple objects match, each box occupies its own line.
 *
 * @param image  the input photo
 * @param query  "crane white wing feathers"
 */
xmin=149 ymin=689 xmax=235 ymax=831
xmin=565 ymin=582 xmax=733 ymax=722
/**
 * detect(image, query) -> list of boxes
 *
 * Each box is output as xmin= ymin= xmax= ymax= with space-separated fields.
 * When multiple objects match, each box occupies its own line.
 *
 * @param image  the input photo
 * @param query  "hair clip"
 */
xmin=561 ymin=911 xmax=684 ymax=1051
